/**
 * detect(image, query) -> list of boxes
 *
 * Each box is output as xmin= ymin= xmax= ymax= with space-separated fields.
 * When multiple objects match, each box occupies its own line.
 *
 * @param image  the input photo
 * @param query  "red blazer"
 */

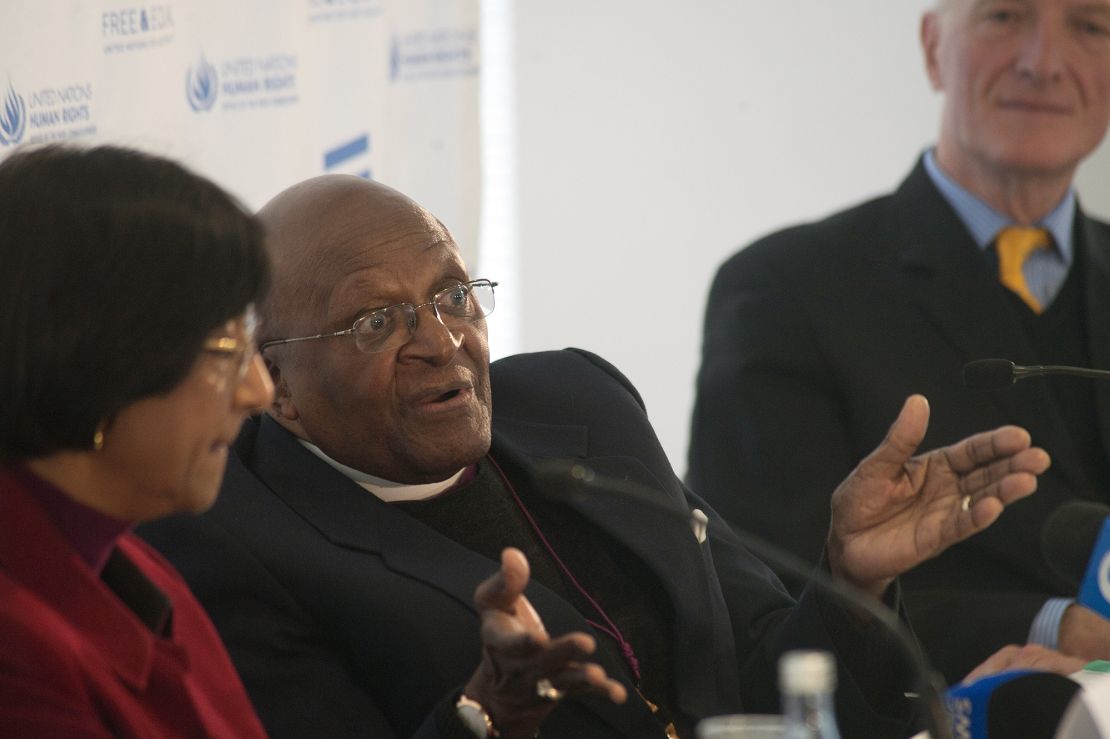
xmin=0 ymin=466 xmax=267 ymax=738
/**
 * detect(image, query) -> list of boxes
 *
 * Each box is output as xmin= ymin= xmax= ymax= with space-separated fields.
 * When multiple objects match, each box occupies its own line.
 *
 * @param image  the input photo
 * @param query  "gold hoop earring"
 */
xmin=92 ymin=428 xmax=105 ymax=452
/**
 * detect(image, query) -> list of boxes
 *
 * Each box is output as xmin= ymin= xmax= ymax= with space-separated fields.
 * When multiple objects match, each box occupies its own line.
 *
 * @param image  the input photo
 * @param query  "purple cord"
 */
xmin=487 ymin=454 xmax=642 ymax=684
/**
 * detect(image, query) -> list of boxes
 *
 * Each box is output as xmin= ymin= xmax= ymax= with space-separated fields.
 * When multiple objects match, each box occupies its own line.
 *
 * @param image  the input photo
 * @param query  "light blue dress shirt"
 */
xmin=923 ymin=149 xmax=1074 ymax=308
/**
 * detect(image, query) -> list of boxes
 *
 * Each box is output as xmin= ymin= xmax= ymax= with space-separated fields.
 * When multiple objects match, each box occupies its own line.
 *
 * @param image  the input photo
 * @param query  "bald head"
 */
xmin=252 ymin=174 xmax=492 ymax=482
xmin=256 ymin=175 xmax=450 ymax=341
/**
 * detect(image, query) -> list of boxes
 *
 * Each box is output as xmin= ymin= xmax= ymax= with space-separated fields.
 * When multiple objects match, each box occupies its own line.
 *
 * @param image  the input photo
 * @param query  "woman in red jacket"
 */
xmin=0 ymin=144 xmax=274 ymax=738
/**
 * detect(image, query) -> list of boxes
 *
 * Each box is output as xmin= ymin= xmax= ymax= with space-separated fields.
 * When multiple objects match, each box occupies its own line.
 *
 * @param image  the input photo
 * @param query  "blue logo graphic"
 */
xmin=0 ymin=80 xmax=26 ymax=146
xmin=185 ymin=54 xmax=218 ymax=112
xmin=324 ymin=133 xmax=371 ymax=179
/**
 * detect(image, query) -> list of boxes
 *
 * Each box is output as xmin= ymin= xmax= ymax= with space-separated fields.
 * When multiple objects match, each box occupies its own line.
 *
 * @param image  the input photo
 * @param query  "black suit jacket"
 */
xmin=142 ymin=349 xmax=915 ymax=738
xmin=687 ymin=157 xmax=1110 ymax=682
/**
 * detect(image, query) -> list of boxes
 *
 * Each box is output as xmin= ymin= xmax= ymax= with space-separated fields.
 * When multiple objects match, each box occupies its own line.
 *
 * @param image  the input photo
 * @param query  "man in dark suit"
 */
xmin=688 ymin=0 xmax=1110 ymax=683
xmin=141 ymin=174 xmax=1047 ymax=738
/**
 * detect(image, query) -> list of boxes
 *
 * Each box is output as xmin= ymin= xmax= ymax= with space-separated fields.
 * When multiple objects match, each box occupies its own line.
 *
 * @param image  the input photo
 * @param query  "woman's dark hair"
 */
xmin=0 ymin=145 xmax=270 ymax=460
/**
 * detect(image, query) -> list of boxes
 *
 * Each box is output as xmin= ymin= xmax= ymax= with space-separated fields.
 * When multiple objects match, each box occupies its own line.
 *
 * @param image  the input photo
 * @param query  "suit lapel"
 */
xmin=1079 ymin=211 xmax=1110 ymax=463
xmin=0 ymin=469 xmax=156 ymax=690
xmin=245 ymin=415 xmax=490 ymax=612
xmin=491 ymin=416 xmax=741 ymax=721
xmin=893 ymin=162 xmax=1090 ymax=489
xmin=244 ymin=416 xmax=664 ymax=736
xmin=895 ymin=161 xmax=1038 ymax=366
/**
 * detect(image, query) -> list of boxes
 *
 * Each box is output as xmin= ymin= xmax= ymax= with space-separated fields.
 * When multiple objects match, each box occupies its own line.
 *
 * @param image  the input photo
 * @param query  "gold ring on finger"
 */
xmin=536 ymin=678 xmax=564 ymax=701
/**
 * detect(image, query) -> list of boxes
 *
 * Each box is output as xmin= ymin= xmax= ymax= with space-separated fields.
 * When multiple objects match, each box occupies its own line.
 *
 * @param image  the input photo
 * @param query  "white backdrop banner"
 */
xmin=0 ymin=0 xmax=481 ymax=264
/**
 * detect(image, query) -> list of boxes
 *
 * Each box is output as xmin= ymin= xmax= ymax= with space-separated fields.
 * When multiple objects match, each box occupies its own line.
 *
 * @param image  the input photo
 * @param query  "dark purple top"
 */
xmin=8 ymin=463 xmax=130 ymax=574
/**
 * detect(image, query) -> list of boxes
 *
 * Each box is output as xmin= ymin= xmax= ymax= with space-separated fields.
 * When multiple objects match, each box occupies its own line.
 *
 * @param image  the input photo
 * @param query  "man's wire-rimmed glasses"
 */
xmin=259 ymin=279 xmax=497 ymax=356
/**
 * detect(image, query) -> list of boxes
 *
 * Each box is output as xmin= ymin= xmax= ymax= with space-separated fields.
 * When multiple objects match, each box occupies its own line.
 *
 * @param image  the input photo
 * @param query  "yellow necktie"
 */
xmin=996 ymin=226 xmax=1050 ymax=314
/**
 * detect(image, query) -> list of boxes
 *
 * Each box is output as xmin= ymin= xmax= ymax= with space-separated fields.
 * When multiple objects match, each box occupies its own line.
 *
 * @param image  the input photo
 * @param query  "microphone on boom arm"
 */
xmin=535 ymin=459 xmax=955 ymax=739
xmin=963 ymin=358 xmax=1110 ymax=390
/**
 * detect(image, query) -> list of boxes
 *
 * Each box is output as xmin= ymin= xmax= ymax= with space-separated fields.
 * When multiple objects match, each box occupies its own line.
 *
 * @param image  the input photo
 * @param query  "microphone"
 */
xmin=1041 ymin=501 xmax=1110 ymax=619
xmin=536 ymin=459 xmax=954 ymax=739
xmin=962 ymin=358 xmax=1110 ymax=390
xmin=945 ymin=670 xmax=1080 ymax=739
xmin=1054 ymin=667 xmax=1110 ymax=737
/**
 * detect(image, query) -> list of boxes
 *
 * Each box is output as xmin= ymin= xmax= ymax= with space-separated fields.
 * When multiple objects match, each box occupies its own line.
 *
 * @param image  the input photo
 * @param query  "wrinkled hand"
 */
xmin=827 ymin=395 xmax=1050 ymax=599
xmin=961 ymin=644 xmax=1087 ymax=684
xmin=463 ymin=548 xmax=626 ymax=739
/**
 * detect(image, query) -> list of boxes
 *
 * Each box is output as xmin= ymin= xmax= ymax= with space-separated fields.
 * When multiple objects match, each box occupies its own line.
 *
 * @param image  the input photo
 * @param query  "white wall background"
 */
xmin=5 ymin=2 xmax=1108 ymax=477
xmin=497 ymin=0 xmax=1110 ymax=474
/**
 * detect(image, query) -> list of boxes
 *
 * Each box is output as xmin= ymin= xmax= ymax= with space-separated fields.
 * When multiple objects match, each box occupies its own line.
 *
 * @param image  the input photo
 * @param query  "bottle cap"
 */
xmin=779 ymin=650 xmax=836 ymax=694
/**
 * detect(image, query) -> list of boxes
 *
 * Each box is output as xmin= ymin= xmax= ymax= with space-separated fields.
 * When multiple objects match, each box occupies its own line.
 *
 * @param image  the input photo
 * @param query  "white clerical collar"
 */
xmin=297 ymin=438 xmax=465 ymax=502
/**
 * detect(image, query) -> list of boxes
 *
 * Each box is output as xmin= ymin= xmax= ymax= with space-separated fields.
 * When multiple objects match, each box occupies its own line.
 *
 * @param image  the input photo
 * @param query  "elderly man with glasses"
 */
xmin=141 ymin=175 xmax=1052 ymax=739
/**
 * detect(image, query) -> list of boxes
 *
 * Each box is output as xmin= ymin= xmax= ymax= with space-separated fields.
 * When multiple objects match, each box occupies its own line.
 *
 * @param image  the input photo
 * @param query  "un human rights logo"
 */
xmin=185 ymin=54 xmax=218 ymax=112
xmin=0 ymin=81 xmax=26 ymax=146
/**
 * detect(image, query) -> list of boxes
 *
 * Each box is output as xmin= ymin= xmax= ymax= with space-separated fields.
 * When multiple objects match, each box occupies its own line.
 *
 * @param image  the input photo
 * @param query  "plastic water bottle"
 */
xmin=779 ymin=650 xmax=841 ymax=739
